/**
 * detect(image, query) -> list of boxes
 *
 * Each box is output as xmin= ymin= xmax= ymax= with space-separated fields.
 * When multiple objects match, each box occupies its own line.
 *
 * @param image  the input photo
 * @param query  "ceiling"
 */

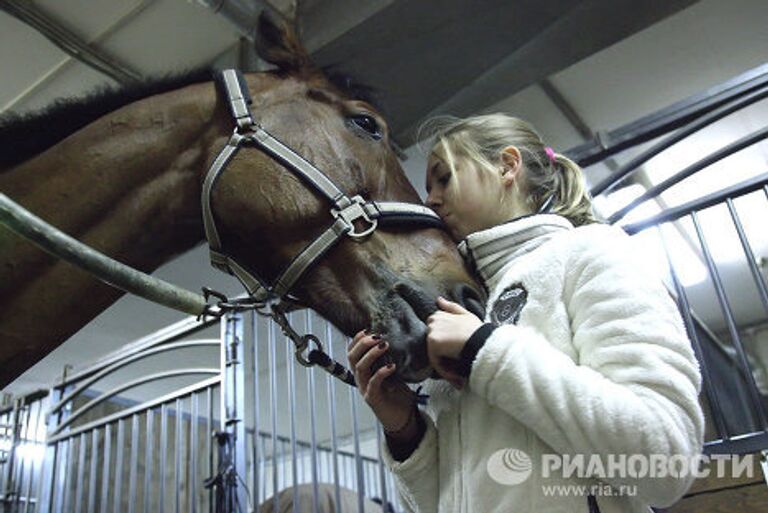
xmin=2 ymin=0 xmax=768 ymax=398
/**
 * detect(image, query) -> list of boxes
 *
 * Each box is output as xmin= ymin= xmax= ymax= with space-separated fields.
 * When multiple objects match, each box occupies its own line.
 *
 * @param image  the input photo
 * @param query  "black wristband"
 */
xmin=457 ymin=323 xmax=495 ymax=377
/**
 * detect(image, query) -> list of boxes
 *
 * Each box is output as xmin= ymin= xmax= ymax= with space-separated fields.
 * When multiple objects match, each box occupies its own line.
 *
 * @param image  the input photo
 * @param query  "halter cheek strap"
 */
xmin=202 ymin=69 xmax=446 ymax=306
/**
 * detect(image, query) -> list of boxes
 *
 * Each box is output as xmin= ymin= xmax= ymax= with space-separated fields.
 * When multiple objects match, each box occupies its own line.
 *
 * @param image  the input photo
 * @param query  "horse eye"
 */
xmin=349 ymin=114 xmax=382 ymax=140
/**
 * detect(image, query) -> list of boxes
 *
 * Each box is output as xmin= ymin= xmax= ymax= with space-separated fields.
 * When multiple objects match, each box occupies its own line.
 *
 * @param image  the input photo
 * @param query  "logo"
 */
xmin=487 ymin=448 xmax=533 ymax=485
xmin=490 ymin=283 xmax=527 ymax=325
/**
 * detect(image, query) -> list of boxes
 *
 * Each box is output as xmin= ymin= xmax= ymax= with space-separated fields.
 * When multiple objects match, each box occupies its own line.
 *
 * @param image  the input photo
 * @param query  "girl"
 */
xmin=347 ymin=114 xmax=704 ymax=513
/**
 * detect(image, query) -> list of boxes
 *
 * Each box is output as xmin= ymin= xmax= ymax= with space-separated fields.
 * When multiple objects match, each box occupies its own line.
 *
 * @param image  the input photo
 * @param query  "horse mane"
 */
xmin=0 ymin=69 xmax=213 ymax=170
xmin=0 ymin=66 xmax=378 ymax=171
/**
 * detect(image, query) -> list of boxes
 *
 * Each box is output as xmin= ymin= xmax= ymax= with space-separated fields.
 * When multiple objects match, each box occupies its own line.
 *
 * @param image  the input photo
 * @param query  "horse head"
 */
xmin=207 ymin=13 xmax=485 ymax=382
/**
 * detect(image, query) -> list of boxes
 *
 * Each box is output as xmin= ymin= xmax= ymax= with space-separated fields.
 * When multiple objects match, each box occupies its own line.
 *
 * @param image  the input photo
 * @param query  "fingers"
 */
xmin=365 ymin=362 xmax=397 ymax=400
xmin=436 ymin=296 xmax=468 ymax=314
xmin=347 ymin=331 xmax=389 ymax=392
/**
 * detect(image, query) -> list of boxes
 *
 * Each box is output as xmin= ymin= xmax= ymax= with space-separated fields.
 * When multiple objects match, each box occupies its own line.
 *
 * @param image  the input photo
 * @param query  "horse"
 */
xmin=0 ymin=13 xmax=484 ymax=388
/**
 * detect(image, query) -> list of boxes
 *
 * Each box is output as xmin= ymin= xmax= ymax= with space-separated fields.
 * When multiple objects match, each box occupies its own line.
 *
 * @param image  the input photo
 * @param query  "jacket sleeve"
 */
xmin=380 ymin=410 xmax=440 ymax=513
xmin=467 ymin=228 xmax=705 ymax=507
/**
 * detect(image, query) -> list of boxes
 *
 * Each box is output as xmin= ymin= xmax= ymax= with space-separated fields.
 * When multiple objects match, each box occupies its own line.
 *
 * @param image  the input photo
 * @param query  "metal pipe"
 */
xmin=190 ymin=394 xmax=198 ymax=513
xmin=726 ymin=198 xmax=768 ymax=314
xmin=657 ymin=225 xmax=729 ymax=439
xmin=0 ymin=0 xmax=142 ymax=85
xmin=609 ymin=126 xmax=768 ymax=224
xmin=61 ymin=438 xmax=74 ymax=513
xmin=47 ymin=377 xmax=220 ymax=444
xmin=114 ymin=420 xmax=125 ymax=513
xmin=0 ymin=193 xmax=209 ymax=317
xmin=127 ymin=414 xmax=139 ymax=513
xmin=160 ymin=404 xmax=168 ymax=513
xmin=100 ymin=424 xmax=111 ymax=513
xmin=566 ymin=62 xmax=768 ymax=166
xmin=349 ymin=386 xmax=365 ymax=511
xmin=144 ymin=409 xmax=155 ymax=513
xmin=174 ymin=397 xmax=183 ymax=513
xmin=250 ymin=311 xmax=262 ymax=509
xmin=50 ymin=340 xmax=220 ymax=416
xmin=325 ymin=321 xmax=342 ymax=510
xmin=195 ymin=0 xmax=267 ymax=41
xmin=623 ymin=172 xmax=768 ymax=235
xmin=52 ymin=370 xmax=219 ymax=436
xmin=590 ymin=85 xmax=768 ymax=196
xmin=87 ymin=429 xmax=98 ymax=513
xmin=268 ymin=320 xmax=279 ymax=511
xmin=307 ymin=311 xmax=320 ymax=513
xmin=286 ymin=312 xmax=299 ymax=509
xmin=692 ymin=211 xmax=768 ymax=430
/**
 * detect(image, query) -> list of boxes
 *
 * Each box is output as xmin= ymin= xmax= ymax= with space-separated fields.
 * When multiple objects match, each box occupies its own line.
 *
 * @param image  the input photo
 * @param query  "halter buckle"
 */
xmin=332 ymin=195 xmax=378 ymax=240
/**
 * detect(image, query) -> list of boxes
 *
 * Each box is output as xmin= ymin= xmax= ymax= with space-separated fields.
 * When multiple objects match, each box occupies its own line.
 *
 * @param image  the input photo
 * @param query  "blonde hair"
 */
xmin=419 ymin=114 xmax=601 ymax=227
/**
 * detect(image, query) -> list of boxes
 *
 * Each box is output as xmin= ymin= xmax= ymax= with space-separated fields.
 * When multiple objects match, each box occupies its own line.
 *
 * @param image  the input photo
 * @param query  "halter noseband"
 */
xmin=202 ymin=69 xmax=445 ymax=307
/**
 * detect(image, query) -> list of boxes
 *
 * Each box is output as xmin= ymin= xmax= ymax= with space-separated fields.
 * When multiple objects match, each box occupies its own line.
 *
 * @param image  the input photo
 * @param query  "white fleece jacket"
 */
xmin=380 ymin=214 xmax=705 ymax=513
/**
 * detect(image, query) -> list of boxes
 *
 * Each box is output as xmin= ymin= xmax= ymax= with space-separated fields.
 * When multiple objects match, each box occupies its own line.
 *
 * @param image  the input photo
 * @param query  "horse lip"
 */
xmin=393 ymin=281 xmax=436 ymax=323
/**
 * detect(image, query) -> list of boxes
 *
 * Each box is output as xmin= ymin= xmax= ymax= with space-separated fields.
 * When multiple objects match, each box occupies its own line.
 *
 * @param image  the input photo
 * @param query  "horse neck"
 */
xmin=1 ymin=81 xmax=227 ymax=282
xmin=0 ymin=82 xmax=228 ymax=385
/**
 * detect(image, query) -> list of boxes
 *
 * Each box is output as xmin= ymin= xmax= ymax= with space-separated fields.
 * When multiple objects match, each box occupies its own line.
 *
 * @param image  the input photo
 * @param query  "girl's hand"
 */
xmin=348 ymin=330 xmax=416 ymax=432
xmin=426 ymin=296 xmax=483 ymax=389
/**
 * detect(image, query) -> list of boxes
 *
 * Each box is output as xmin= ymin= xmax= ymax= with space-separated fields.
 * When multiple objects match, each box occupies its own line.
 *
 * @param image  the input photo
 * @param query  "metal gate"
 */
xmin=1 ymin=309 xmax=403 ymax=513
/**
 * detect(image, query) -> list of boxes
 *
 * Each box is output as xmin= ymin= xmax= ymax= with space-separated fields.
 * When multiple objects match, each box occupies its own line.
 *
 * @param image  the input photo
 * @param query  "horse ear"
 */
xmin=254 ymin=10 xmax=311 ymax=72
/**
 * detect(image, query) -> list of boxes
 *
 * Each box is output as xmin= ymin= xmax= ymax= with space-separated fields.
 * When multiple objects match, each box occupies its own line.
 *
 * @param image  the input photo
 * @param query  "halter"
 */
xmin=201 ymin=69 xmax=445 ymax=389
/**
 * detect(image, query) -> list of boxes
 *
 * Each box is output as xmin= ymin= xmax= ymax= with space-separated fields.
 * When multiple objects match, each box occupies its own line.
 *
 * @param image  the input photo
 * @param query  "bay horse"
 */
xmin=0 ymin=13 xmax=484 ymax=388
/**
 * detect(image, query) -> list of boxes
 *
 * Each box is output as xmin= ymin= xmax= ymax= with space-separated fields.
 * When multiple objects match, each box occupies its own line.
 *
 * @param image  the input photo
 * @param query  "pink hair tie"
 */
xmin=544 ymin=146 xmax=556 ymax=164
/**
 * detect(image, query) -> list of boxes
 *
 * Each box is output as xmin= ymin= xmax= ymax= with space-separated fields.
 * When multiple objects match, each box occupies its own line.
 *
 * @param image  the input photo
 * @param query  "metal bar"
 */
xmin=1 ymin=0 xmax=158 ymax=114
xmin=251 ymin=311 xmax=261 ymax=509
xmin=704 ymin=430 xmax=768 ymax=455
xmin=726 ymin=198 xmax=768 ymax=313
xmin=174 ymin=398 xmax=182 ymax=513
xmin=190 ymin=394 xmax=198 ymax=513
xmin=1 ymin=399 xmax=20 ymax=505
xmin=59 ymin=318 xmax=219 ymax=388
xmin=286 ymin=312 xmax=299 ymax=509
xmin=113 ymin=419 xmax=125 ymax=513
xmin=268 ymin=320 xmax=279 ymax=512
xmin=566 ymin=62 xmax=768 ymax=166
xmin=100 ymin=424 xmax=112 ymax=513
xmin=590 ymin=84 xmax=768 ymax=196
xmin=48 ymin=377 xmax=220 ymax=444
xmin=39 ymin=387 xmax=63 ymax=513
xmin=376 ymin=425 xmax=389 ymax=512
xmin=623 ymin=171 xmax=768 ymax=235
xmin=349 ymin=387 xmax=365 ymax=511
xmin=692 ymin=211 xmax=768 ymax=430
xmin=144 ymin=409 xmax=155 ymax=513
xmin=326 ymin=321 xmax=343 ymax=510
xmin=22 ymin=399 xmax=43 ymax=513
xmin=12 ymin=402 xmax=31 ymax=508
xmin=51 ymin=340 xmax=220 ymax=415
xmin=160 ymin=405 xmax=168 ymax=513
xmin=657 ymin=225 xmax=729 ymax=440
xmin=61 ymin=437 xmax=74 ymax=513
xmin=0 ymin=0 xmax=142 ymax=84
xmin=52 ymin=370 xmax=219 ymax=436
xmin=221 ymin=312 xmax=248 ymax=512
xmin=206 ymin=387 xmax=212 ymax=513
xmin=0 ymin=193 xmax=208 ymax=316
xmin=87 ymin=429 xmax=98 ymax=513
xmin=307 ymin=312 xmax=320 ymax=513
xmin=127 ymin=415 xmax=139 ymax=513
xmin=608 ymin=126 xmax=768 ymax=224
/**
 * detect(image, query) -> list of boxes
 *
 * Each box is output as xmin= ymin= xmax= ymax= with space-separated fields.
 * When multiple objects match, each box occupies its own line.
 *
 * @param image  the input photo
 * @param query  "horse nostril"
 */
xmin=450 ymin=283 xmax=486 ymax=319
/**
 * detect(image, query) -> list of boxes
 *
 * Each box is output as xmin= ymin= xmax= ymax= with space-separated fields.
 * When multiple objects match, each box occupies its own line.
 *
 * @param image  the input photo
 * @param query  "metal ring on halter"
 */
xmin=332 ymin=195 xmax=378 ymax=240
xmin=295 ymin=334 xmax=323 ymax=366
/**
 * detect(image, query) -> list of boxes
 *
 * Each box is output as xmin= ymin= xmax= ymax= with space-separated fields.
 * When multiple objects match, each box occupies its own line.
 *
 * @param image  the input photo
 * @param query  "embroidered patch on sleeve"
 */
xmin=490 ymin=283 xmax=528 ymax=325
